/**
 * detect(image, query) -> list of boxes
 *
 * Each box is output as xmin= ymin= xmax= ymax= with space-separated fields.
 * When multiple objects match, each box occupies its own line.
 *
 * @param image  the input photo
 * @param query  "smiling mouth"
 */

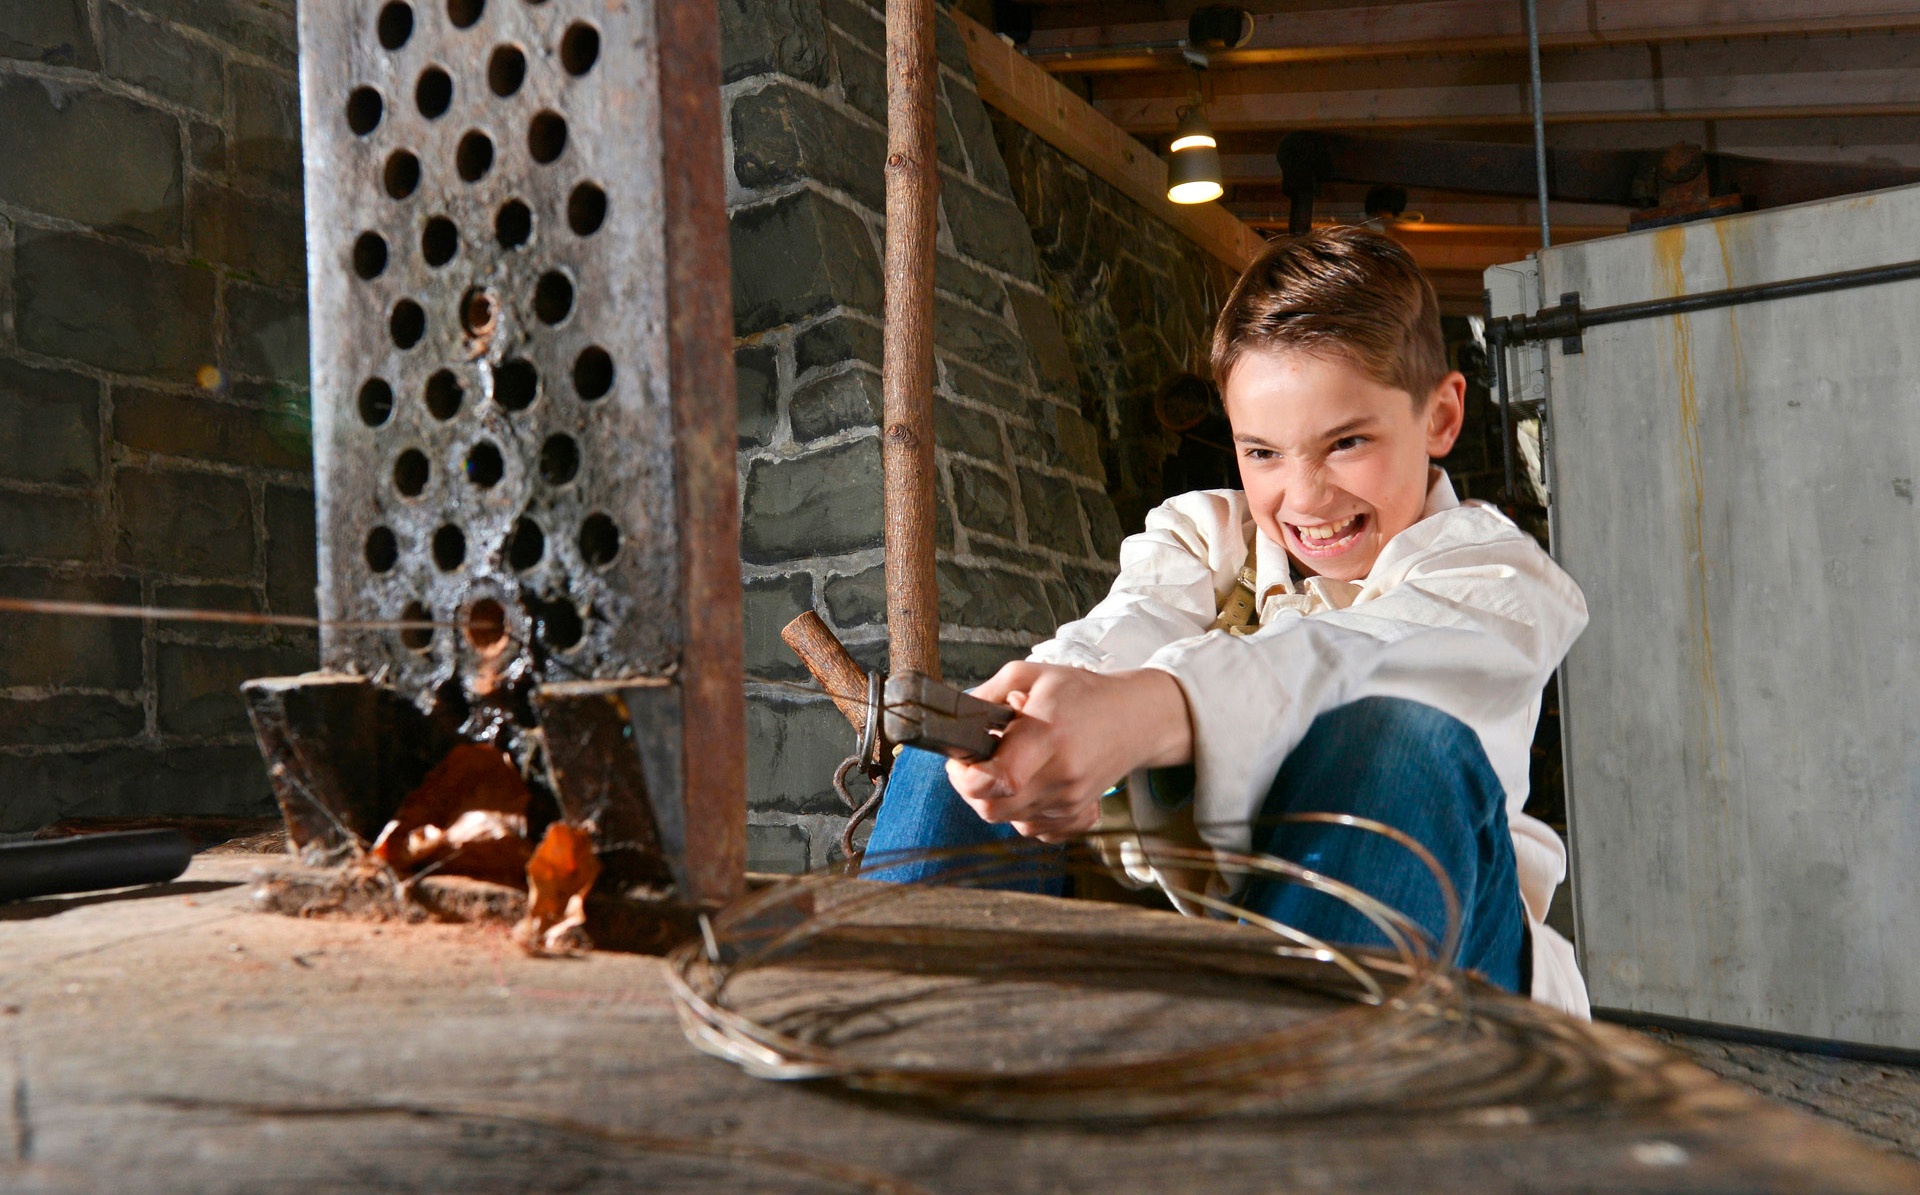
xmin=1287 ymin=513 xmax=1368 ymax=555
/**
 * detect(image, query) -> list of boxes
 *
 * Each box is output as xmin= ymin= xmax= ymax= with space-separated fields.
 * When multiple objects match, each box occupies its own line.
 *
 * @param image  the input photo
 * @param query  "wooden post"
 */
xmin=780 ymin=612 xmax=870 ymax=732
xmin=882 ymin=0 xmax=942 ymax=681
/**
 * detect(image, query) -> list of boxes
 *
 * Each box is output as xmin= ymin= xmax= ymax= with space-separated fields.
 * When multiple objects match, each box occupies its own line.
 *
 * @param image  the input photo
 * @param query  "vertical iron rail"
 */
xmin=1523 ymin=0 xmax=1551 ymax=249
xmin=882 ymin=0 xmax=943 ymax=681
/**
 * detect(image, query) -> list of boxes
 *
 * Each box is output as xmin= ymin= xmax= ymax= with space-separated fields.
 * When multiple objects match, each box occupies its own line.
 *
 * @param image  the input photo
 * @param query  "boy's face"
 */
xmin=1223 ymin=347 xmax=1466 ymax=582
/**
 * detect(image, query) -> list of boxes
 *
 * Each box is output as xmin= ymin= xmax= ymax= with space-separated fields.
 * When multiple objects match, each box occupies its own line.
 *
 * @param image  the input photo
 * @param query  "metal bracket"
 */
xmin=1557 ymin=292 xmax=1584 ymax=354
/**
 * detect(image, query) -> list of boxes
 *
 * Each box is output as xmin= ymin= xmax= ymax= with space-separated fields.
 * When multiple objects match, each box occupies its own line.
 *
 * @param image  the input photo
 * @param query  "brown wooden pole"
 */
xmin=882 ymin=0 xmax=942 ymax=682
xmin=780 ymin=612 xmax=870 ymax=732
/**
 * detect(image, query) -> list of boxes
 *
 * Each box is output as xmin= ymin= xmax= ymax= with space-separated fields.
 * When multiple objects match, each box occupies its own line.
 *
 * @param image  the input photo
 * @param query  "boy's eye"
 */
xmin=1241 ymin=447 xmax=1278 ymax=462
xmin=1331 ymin=435 xmax=1367 ymax=452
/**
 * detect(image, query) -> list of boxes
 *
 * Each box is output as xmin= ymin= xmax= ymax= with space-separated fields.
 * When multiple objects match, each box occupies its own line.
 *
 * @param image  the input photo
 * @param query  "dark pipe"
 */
xmin=1493 ymin=330 xmax=1516 ymax=506
xmin=0 ymin=829 xmax=193 ymax=903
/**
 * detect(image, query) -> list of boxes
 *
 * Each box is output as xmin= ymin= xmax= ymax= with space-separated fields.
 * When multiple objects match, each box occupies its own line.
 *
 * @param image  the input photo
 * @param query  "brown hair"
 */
xmin=1210 ymin=226 xmax=1447 ymax=402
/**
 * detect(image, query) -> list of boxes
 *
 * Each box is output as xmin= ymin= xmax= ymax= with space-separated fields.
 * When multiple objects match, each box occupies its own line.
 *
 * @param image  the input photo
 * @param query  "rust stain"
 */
xmin=1710 ymin=222 xmax=1746 ymax=395
xmin=1654 ymin=226 xmax=1725 ymax=773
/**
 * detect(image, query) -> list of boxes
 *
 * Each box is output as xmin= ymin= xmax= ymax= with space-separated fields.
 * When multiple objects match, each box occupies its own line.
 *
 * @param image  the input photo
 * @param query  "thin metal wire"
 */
xmin=0 ymin=594 xmax=450 ymax=631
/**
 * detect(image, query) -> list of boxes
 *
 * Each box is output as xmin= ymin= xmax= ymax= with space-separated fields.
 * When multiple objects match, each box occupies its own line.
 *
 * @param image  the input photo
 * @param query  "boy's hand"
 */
xmin=945 ymin=663 xmax=1193 ymax=843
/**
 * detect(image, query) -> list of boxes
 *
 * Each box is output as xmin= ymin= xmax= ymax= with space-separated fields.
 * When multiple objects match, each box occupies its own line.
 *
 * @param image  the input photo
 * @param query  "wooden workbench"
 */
xmin=2 ymin=854 xmax=1914 ymax=1194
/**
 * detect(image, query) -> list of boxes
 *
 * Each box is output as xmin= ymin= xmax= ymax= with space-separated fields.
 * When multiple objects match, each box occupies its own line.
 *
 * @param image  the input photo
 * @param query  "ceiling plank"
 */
xmin=1022 ymin=0 xmax=1920 ymax=73
xmin=951 ymin=9 xmax=1268 ymax=270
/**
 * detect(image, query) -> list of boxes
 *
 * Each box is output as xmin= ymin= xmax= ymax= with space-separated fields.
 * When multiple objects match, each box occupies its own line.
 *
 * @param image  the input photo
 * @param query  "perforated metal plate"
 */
xmin=296 ymin=0 xmax=744 ymax=902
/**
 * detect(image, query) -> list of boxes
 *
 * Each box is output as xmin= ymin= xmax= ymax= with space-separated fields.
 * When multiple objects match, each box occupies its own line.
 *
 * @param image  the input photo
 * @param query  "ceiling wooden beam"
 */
xmin=1091 ymin=31 xmax=1920 ymax=134
xmin=1022 ymin=0 xmax=1920 ymax=74
xmin=952 ymin=9 xmax=1267 ymax=270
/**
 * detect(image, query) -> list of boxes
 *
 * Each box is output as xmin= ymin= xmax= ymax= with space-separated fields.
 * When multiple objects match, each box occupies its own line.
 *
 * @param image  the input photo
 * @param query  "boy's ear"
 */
xmin=1423 ymin=372 xmax=1467 ymax=458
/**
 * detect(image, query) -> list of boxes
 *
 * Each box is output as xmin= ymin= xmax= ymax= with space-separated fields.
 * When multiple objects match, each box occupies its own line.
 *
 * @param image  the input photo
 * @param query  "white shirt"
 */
xmin=1028 ymin=470 xmax=1591 ymax=1016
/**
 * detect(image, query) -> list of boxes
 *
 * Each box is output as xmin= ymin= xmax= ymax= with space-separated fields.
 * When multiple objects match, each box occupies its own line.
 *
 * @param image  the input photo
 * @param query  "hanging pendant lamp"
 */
xmin=1167 ymin=105 xmax=1222 ymax=204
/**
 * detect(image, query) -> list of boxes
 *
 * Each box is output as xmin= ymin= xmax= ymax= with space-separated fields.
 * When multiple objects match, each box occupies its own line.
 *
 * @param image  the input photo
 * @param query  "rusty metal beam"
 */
xmin=882 ymin=0 xmax=944 ymax=681
xmin=1022 ymin=0 xmax=1920 ymax=74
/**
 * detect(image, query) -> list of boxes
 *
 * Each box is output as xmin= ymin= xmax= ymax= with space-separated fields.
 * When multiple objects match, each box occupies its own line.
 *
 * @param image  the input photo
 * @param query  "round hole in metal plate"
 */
xmin=421 ymin=215 xmax=458 ymax=267
xmin=389 ymin=299 xmax=427 ymax=349
xmin=416 ymin=66 xmax=453 ymax=119
xmin=527 ymin=111 xmax=567 ymax=164
xmin=377 ymin=2 xmax=414 ymax=49
xmin=365 ymin=525 xmax=399 ymax=573
xmin=346 ymin=87 xmax=383 ymax=136
xmin=393 ymin=447 xmax=430 ymax=496
xmin=495 ymin=199 xmax=532 ymax=249
xmin=535 ymin=597 xmax=583 ymax=651
xmin=577 ymin=513 xmax=619 ymax=568
xmin=466 ymin=440 xmax=504 ymax=487
xmin=432 ymin=524 xmax=467 ymax=571
xmin=424 ymin=369 xmax=463 ymax=420
xmin=488 ymin=44 xmax=526 ymax=96
xmin=456 ymin=130 xmax=494 ymax=182
xmin=572 ymin=346 xmax=613 ymax=400
xmin=384 ymin=149 xmax=421 ymax=199
xmin=560 ymin=23 xmax=599 ymax=75
xmin=538 ymin=433 xmax=578 ymax=484
xmin=466 ymin=597 xmax=508 ymax=650
xmin=494 ymin=358 xmax=538 ymax=410
xmin=567 ymin=182 xmax=606 ymax=236
xmin=358 ymin=378 xmax=395 ymax=427
xmin=400 ymin=600 xmax=434 ymax=652
xmin=533 ymin=270 xmax=573 ymax=325
xmin=507 ymin=516 xmax=545 ymax=570
xmin=352 ymin=231 xmax=388 ymax=280
xmin=447 ymin=0 xmax=484 ymax=29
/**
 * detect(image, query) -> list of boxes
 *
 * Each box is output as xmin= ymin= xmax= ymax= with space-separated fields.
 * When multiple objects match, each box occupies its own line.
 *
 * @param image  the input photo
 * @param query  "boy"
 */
xmin=866 ymin=226 xmax=1589 ymax=1015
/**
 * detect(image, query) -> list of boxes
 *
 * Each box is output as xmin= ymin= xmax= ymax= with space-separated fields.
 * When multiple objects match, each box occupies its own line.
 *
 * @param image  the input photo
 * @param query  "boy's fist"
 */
xmin=945 ymin=663 xmax=1193 ymax=843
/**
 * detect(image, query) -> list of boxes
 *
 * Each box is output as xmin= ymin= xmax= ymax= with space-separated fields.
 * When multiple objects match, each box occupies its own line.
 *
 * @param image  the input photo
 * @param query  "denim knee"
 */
xmin=1306 ymin=696 xmax=1482 ymax=761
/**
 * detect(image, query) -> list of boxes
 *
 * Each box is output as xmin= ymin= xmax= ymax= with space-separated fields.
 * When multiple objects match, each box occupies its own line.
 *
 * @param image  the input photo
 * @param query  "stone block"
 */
xmin=0 ymin=567 xmax=144 ymax=689
xmin=719 ymin=0 xmax=829 ymax=84
xmin=933 ymin=395 xmax=1003 ymax=463
xmin=225 ymin=282 xmax=309 ymax=385
xmin=1064 ymin=562 xmax=1118 ymax=614
xmin=934 ymin=98 xmax=968 ymax=176
xmin=735 ymin=344 xmax=778 ymax=447
xmin=1082 ymin=487 xmax=1124 ymax=560
xmin=157 ymin=639 xmax=314 ymax=736
xmin=968 ymin=539 xmax=1054 ymax=573
xmin=828 ymin=30 xmax=884 ymax=125
xmin=102 ymin=1 xmax=225 ymax=116
xmin=731 ymin=190 xmax=882 ymax=336
xmin=732 ymin=82 xmax=887 ymax=214
xmin=115 ymin=467 xmax=256 ymax=579
xmin=14 ymin=230 xmax=215 ymax=382
xmin=944 ymin=77 xmax=1012 ymax=194
xmin=264 ymin=484 xmax=316 ymax=617
xmin=190 ymin=121 xmax=227 ymax=175
xmin=1019 ymin=471 xmax=1087 ymax=556
xmin=745 ymin=818 xmax=811 ymax=874
xmin=794 ymin=312 xmax=881 ymax=373
xmin=0 ymin=358 xmax=100 ymax=486
xmin=0 ymin=80 xmax=182 ymax=245
xmin=935 ymin=252 xmax=1006 ymax=314
xmin=129 ymin=0 xmax=294 ymax=65
xmin=933 ymin=8 xmax=972 ymax=77
xmin=939 ymin=639 xmax=1027 ymax=686
xmin=742 ymin=572 xmax=814 ymax=681
xmin=935 ymin=302 xmax=1029 ymax=384
xmin=739 ymin=436 xmax=881 ymax=563
xmin=821 ymin=563 xmax=884 ymax=629
xmin=790 ymin=367 xmax=879 ymax=442
xmin=155 ymin=581 xmax=259 ymax=612
xmin=1008 ymin=285 xmax=1078 ymax=393
xmin=229 ymin=63 xmax=301 ymax=191
xmin=822 ymin=0 xmax=882 ymax=50
xmin=936 ymin=559 xmax=1053 ymax=636
xmin=941 ymin=176 xmax=1040 ymax=281
xmin=941 ymin=360 xmax=1025 ymax=413
xmin=1049 ymin=405 xmax=1104 ymax=478
xmin=190 ymin=182 xmax=306 ymax=288
xmin=113 ymin=387 xmax=310 ymax=471
xmin=949 ymin=460 xmax=1016 ymax=540
xmin=746 ymin=697 xmax=852 ymax=816
xmin=0 ymin=490 xmax=100 ymax=562
xmin=0 ymin=0 xmax=94 ymax=66
xmin=0 ymin=694 xmax=145 ymax=747
xmin=1044 ymin=577 xmax=1079 ymax=627
xmin=0 ymin=744 xmax=275 ymax=833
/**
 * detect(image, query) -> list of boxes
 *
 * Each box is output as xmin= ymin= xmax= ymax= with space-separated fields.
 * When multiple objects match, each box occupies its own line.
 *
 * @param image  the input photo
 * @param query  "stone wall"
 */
xmin=719 ymin=0 xmax=1121 ymax=871
xmin=0 ymin=0 xmax=311 ymax=832
xmin=990 ymin=115 xmax=1242 ymax=534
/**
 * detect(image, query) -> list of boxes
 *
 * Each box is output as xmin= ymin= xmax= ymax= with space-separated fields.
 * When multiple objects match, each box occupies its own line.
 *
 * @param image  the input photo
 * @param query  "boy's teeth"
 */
xmin=1298 ymin=516 xmax=1358 ymax=541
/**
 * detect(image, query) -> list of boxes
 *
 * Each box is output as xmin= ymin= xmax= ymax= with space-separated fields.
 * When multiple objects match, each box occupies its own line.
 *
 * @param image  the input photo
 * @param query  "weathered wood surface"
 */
xmin=1 ymin=855 xmax=1916 ymax=1195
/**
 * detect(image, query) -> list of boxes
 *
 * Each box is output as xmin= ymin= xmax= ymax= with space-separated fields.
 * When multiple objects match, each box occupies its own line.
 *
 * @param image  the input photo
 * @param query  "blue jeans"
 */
xmin=862 ymin=696 xmax=1529 ymax=992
